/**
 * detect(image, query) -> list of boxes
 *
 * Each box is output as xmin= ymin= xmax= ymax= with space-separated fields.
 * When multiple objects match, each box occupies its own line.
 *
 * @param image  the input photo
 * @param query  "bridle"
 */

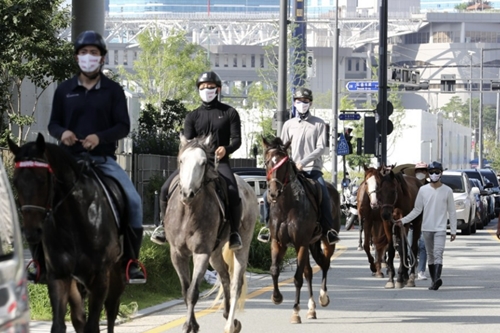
xmin=265 ymin=151 xmax=292 ymax=198
xmin=15 ymin=159 xmax=55 ymax=222
xmin=15 ymin=157 xmax=83 ymax=222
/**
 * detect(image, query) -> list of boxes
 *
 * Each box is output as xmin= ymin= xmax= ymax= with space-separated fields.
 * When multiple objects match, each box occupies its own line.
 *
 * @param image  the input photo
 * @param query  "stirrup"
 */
xmin=150 ymin=226 xmax=167 ymax=245
xmin=326 ymin=229 xmax=340 ymax=245
xmin=257 ymin=227 xmax=270 ymax=243
xmin=26 ymin=259 xmax=42 ymax=283
xmin=126 ymin=260 xmax=147 ymax=284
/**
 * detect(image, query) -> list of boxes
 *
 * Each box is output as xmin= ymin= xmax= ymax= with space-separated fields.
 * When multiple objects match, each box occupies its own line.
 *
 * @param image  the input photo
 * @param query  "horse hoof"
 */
xmin=307 ymin=310 xmax=317 ymax=319
xmin=375 ymin=272 xmax=384 ymax=278
xmin=232 ymin=319 xmax=242 ymax=333
xmin=319 ymin=294 xmax=330 ymax=307
xmin=406 ymin=279 xmax=416 ymax=287
xmin=385 ymin=282 xmax=395 ymax=289
xmin=357 ymin=247 xmax=362 ymax=251
xmin=395 ymin=281 xmax=405 ymax=289
xmin=291 ymin=314 xmax=302 ymax=324
xmin=272 ymin=294 xmax=283 ymax=305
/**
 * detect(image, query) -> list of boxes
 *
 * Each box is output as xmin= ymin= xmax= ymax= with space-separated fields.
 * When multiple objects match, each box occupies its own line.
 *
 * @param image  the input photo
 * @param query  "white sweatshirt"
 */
xmin=401 ymin=183 xmax=457 ymax=235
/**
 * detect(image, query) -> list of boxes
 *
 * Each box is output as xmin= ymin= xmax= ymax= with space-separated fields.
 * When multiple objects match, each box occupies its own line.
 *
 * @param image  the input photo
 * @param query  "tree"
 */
xmin=118 ymin=27 xmax=210 ymax=110
xmin=131 ymin=99 xmax=189 ymax=155
xmin=0 ymin=0 xmax=75 ymax=144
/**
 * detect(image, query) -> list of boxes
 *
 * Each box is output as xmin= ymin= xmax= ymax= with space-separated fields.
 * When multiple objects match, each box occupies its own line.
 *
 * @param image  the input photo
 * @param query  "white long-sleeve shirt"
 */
xmin=401 ymin=183 xmax=457 ymax=235
xmin=281 ymin=115 xmax=326 ymax=172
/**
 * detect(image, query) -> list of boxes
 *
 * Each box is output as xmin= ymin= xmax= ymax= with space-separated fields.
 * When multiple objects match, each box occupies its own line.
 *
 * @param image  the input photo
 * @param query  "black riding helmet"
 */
xmin=74 ymin=31 xmax=107 ymax=56
xmin=293 ymin=87 xmax=313 ymax=102
xmin=427 ymin=161 xmax=443 ymax=171
xmin=196 ymin=71 xmax=222 ymax=88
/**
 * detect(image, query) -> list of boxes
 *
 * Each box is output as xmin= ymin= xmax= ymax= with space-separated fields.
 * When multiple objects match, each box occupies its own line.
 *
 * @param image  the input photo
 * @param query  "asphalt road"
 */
xmin=31 ymin=220 xmax=500 ymax=333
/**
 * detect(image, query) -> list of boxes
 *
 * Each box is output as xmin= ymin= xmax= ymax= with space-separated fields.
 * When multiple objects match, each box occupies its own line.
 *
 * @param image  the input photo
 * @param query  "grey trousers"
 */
xmin=422 ymin=230 xmax=447 ymax=265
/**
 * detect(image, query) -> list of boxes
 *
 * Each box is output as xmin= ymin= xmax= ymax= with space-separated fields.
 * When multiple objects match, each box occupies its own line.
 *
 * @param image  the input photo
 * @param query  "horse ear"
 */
xmin=284 ymin=138 xmax=292 ymax=152
xmin=35 ymin=133 xmax=46 ymax=153
xmin=180 ymin=133 xmax=188 ymax=147
xmin=7 ymin=137 xmax=20 ymax=156
xmin=262 ymin=135 xmax=270 ymax=148
xmin=363 ymin=164 xmax=369 ymax=172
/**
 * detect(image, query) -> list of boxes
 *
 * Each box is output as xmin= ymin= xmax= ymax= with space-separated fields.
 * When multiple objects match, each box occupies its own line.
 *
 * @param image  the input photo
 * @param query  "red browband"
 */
xmin=15 ymin=161 xmax=53 ymax=173
xmin=267 ymin=156 xmax=289 ymax=180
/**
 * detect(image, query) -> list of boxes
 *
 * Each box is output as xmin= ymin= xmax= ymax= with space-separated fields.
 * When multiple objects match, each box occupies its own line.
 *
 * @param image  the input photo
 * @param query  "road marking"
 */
xmin=143 ymin=244 xmax=347 ymax=332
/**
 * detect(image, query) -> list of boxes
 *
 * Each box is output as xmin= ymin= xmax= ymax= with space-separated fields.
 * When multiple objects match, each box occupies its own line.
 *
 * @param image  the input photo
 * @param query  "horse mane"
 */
xmin=393 ymin=171 xmax=410 ymax=196
xmin=179 ymin=135 xmax=218 ymax=179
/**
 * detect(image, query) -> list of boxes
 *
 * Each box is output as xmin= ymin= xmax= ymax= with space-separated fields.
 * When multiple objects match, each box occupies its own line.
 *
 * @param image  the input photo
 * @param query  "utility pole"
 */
xmin=378 ymin=0 xmax=389 ymax=166
xmin=72 ymin=0 xmax=105 ymax=39
xmin=276 ymin=0 xmax=288 ymax=137
xmin=331 ymin=0 xmax=339 ymax=187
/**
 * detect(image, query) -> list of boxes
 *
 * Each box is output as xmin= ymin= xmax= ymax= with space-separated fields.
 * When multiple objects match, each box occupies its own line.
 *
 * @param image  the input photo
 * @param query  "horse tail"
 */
xmin=210 ymin=243 xmax=248 ymax=310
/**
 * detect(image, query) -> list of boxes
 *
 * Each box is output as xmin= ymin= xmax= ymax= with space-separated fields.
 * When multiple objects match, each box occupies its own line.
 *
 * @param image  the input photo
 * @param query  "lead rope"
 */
xmin=391 ymin=221 xmax=416 ymax=269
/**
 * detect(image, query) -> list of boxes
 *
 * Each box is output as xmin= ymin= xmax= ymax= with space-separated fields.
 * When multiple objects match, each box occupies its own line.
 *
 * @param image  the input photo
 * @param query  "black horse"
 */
xmin=8 ymin=133 xmax=129 ymax=333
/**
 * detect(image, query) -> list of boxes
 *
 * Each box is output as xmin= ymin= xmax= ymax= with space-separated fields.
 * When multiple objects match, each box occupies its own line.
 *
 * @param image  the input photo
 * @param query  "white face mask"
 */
xmin=429 ymin=173 xmax=441 ymax=183
xmin=77 ymin=54 xmax=102 ymax=73
xmin=295 ymin=101 xmax=310 ymax=114
xmin=415 ymin=172 xmax=426 ymax=180
xmin=199 ymin=88 xmax=218 ymax=103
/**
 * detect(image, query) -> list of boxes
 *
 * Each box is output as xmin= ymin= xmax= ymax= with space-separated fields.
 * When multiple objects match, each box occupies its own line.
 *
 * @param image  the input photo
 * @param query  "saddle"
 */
xmin=297 ymin=172 xmax=324 ymax=240
xmin=80 ymin=161 xmax=127 ymax=229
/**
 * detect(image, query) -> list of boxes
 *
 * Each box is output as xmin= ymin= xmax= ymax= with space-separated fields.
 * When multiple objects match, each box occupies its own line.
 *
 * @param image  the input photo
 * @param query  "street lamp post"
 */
xmin=331 ymin=0 xmax=339 ymax=188
xmin=468 ymin=50 xmax=474 ymax=131
xmin=479 ymin=47 xmax=500 ymax=169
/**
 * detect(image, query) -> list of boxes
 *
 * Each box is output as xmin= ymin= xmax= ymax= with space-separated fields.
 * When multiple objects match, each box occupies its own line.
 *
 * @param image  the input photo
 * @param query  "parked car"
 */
xmin=460 ymin=168 xmax=496 ymax=220
xmin=469 ymin=178 xmax=489 ymax=229
xmin=0 ymin=159 xmax=30 ymax=332
xmin=440 ymin=170 xmax=478 ymax=235
xmin=478 ymin=168 xmax=500 ymax=216
xmin=233 ymin=167 xmax=267 ymax=223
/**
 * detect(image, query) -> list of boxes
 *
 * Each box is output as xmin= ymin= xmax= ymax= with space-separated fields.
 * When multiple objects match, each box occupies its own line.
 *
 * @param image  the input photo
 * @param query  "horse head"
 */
xmin=377 ymin=171 xmax=399 ymax=222
xmin=262 ymin=136 xmax=293 ymax=202
xmin=363 ymin=164 xmax=381 ymax=209
xmin=178 ymin=134 xmax=218 ymax=203
xmin=8 ymin=133 xmax=54 ymax=244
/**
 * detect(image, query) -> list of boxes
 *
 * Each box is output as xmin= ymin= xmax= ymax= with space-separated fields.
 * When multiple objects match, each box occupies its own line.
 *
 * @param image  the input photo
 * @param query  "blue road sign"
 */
xmin=337 ymin=133 xmax=350 ymax=156
xmin=346 ymin=81 xmax=379 ymax=92
xmin=339 ymin=113 xmax=361 ymax=121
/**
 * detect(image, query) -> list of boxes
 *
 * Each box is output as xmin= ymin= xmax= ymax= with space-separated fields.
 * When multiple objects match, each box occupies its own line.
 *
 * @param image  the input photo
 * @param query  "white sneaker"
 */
xmin=417 ymin=271 xmax=427 ymax=280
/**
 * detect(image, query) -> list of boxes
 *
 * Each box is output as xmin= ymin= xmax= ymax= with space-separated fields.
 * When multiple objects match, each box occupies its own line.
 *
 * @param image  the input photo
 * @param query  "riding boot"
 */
xmin=26 ymin=243 xmax=47 ymax=284
xmin=428 ymin=264 xmax=436 ymax=290
xmin=151 ymin=200 xmax=167 ymax=245
xmin=126 ymin=227 xmax=147 ymax=284
xmin=319 ymin=190 xmax=340 ymax=245
xmin=431 ymin=264 xmax=443 ymax=291
xmin=228 ymin=201 xmax=243 ymax=250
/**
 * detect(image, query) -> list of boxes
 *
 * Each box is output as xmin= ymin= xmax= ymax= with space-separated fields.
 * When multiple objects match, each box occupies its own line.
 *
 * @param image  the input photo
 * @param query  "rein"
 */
xmin=15 ymin=157 xmax=84 ymax=221
xmin=265 ymin=155 xmax=292 ymax=198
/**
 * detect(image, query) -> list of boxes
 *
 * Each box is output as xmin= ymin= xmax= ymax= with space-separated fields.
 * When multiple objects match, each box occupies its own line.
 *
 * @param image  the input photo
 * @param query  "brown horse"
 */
xmin=262 ymin=137 xmax=340 ymax=324
xmin=376 ymin=170 xmax=422 ymax=288
xmin=357 ymin=165 xmax=387 ymax=277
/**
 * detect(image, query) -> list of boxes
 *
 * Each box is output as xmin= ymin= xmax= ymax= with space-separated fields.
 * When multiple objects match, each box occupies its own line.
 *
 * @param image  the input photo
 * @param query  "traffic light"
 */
xmin=376 ymin=101 xmax=394 ymax=135
xmin=344 ymin=127 xmax=353 ymax=154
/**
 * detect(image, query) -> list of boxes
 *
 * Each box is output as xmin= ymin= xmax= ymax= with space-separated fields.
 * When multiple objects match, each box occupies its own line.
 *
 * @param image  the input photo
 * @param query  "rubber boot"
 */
xmin=26 ymin=243 xmax=47 ymax=284
xmin=126 ymin=227 xmax=146 ymax=284
xmin=431 ymin=264 xmax=443 ymax=291
xmin=228 ymin=201 xmax=243 ymax=250
xmin=428 ymin=264 xmax=435 ymax=290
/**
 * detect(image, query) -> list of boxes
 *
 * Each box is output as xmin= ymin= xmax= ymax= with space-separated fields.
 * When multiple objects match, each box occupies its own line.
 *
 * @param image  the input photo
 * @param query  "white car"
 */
xmin=440 ymin=170 xmax=479 ymax=235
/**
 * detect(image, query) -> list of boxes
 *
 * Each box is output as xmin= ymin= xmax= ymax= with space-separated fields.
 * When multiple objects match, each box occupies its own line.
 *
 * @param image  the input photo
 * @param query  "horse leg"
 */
xmin=303 ymin=262 xmax=316 ymax=320
xmin=85 ymin=272 xmax=109 ymax=333
xmin=171 ymin=251 xmax=198 ymax=333
xmin=363 ymin=223 xmax=377 ymax=275
xmin=358 ymin=219 xmax=364 ymax=251
xmin=385 ymin=244 xmax=397 ymax=289
xmin=309 ymin=241 xmax=332 ymax=307
xmin=209 ymin=249 xmax=235 ymax=333
xmin=290 ymin=245 xmax=309 ymax=324
xmin=406 ymin=227 xmax=420 ymax=288
xmin=48 ymin=278 xmax=73 ymax=333
xmin=104 ymin=266 xmax=126 ymax=333
xmin=67 ymin=280 xmax=86 ymax=333
xmin=270 ymin=241 xmax=287 ymax=305
xmin=183 ymin=253 xmax=210 ymax=333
